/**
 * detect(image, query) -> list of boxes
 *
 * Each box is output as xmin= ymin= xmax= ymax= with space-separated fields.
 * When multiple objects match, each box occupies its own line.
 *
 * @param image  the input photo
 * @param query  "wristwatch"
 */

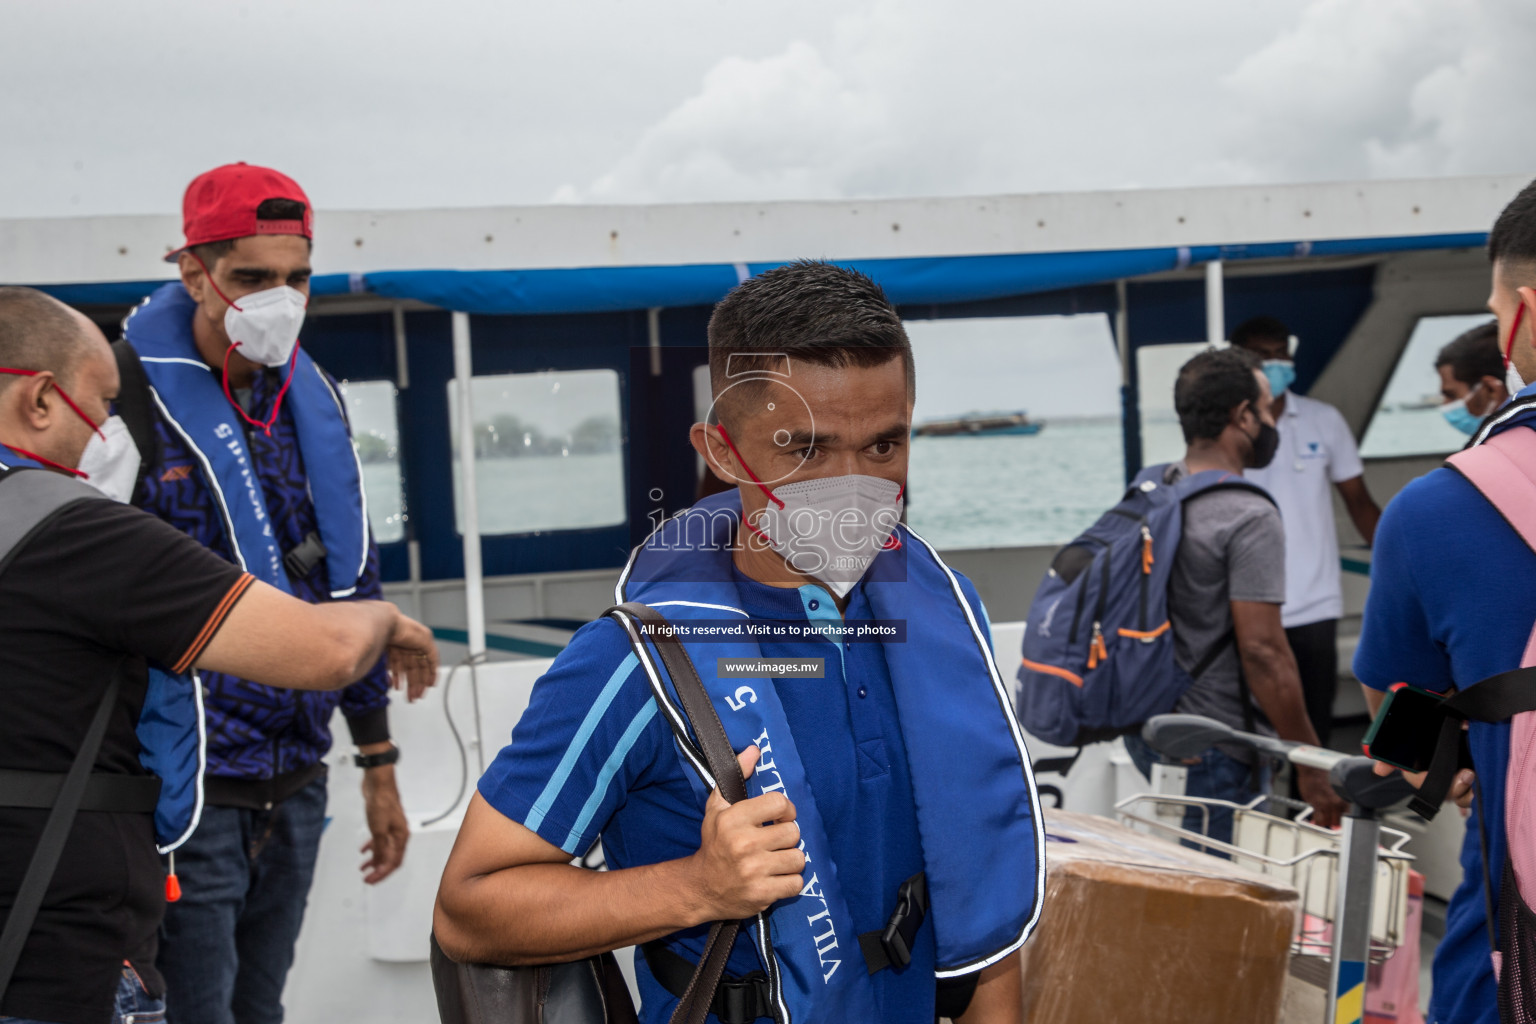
xmin=353 ymin=746 xmax=400 ymax=770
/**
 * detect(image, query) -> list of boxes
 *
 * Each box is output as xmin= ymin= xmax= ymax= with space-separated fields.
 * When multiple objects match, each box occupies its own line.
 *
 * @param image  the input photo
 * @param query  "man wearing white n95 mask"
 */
xmin=97 ymin=164 xmax=418 ymax=1024
xmin=436 ymin=261 xmax=1042 ymax=1024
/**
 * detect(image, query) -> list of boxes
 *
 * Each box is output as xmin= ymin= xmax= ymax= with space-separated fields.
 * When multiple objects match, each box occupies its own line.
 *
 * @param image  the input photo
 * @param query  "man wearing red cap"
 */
xmin=102 ymin=164 xmax=414 ymax=1024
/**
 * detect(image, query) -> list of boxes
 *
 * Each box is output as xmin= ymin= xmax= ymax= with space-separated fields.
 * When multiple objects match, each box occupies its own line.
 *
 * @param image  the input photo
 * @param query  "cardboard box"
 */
xmin=1020 ymin=810 xmax=1299 ymax=1024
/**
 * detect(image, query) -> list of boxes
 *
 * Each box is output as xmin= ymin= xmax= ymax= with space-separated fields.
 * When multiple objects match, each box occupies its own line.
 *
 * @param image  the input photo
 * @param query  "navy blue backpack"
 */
xmin=1014 ymin=464 xmax=1273 ymax=748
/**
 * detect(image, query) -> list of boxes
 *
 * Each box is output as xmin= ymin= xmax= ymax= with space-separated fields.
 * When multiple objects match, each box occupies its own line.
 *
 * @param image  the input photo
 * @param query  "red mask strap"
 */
xmin=220 ymin=343 xmax=301 ymax=437
xmin=1 ymin=441 xmax=88 ymax=479
xmin=0 ymin=368 xmax=105 ymax=440
xmin=714 ymin=424 xmax=784 ymax=509
xmin=188 ymin=252 xmax=243 ymax=312
xmin=1506 ymin=303 xmax=1528 ymax=369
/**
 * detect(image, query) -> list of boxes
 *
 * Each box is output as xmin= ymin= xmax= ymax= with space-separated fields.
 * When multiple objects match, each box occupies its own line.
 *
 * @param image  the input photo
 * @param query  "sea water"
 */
xmin=358 ymin=409 xmax=1459 ymax=556
xmin=906 ymin=417 xmax=1130 ymax=551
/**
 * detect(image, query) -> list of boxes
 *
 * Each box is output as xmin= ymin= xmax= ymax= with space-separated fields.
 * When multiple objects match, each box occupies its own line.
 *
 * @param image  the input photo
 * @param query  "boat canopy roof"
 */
xmin=3 ymin=175 xmax=1523 ymax=315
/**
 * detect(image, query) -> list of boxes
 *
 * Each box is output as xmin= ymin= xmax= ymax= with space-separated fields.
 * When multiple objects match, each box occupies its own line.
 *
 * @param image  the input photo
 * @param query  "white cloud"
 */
xmin=1220 ymin=0 xmax=1536 ymax=182
xmin=561 ymin=0 xmax=1536 ymax=206
xmin=1 ymin=0 xmax=1529 ymax=220
xmin=579 ymin=40 xmax=894 ymax=203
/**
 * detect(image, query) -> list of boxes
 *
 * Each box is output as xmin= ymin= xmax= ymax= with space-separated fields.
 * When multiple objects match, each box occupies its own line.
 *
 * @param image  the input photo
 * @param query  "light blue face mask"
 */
xmin=1441 ymin=386 xmax=1486 ymax=436
xmin=1262 ymin=359 xmax=1297 ymax=398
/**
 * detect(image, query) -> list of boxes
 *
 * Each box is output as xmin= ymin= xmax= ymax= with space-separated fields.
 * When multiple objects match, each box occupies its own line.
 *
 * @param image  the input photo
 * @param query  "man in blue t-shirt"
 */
xmin=435 ymin=262 xmax=1039 ymax=1023
xmin=1355 ymin=177 xmax=1536 ymax=1024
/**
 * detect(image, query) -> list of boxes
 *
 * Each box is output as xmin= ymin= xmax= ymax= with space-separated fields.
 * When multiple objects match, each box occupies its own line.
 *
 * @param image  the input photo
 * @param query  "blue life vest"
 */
xmin=618 ymin=492 xmax=1044 ymax=1022
xmin=121 ymin=282 xmax=368 ymax=599
xmin=0 ymin=453 xmax=204 ymax=853
xmin=1015 ymin=464 xmax=1273 ymax=748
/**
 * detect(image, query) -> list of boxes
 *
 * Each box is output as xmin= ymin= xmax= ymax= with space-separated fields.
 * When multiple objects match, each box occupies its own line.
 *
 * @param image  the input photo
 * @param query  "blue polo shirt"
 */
xmin=1354 ymin=464 xmax=1534 ymax=1024
xmin=479 ymin=567 xmax=990 ymax=1024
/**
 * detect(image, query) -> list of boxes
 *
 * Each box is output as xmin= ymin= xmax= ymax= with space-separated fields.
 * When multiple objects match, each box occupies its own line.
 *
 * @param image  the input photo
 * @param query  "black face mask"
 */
xmin=1245 ymin=418 xmax=1280 ymax=470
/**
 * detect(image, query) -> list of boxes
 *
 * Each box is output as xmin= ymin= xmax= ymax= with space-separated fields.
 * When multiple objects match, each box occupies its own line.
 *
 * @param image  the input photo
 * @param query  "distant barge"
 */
xmin=913 ymin=412 xmax=1043 ymax=437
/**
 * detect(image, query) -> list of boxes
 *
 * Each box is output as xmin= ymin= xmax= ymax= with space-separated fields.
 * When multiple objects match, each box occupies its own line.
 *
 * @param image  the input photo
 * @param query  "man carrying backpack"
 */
xmin=1134 ymin=348 xmax=1347 ymax=832
xmin=1019 ymin=346 xmax=1343 ymax=843
xmin=1356 ymin=179 xmax=1536 ymax=1024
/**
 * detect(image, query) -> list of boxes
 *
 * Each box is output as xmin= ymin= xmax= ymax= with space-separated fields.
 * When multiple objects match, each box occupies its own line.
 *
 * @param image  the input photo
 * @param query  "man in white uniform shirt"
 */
xmin=1234 ymin=316 xmax=1381 ymax=746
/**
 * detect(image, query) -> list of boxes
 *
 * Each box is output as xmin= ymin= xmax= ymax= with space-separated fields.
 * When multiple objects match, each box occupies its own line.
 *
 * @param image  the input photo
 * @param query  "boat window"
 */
xmin=903 ymin=315 xmax=1123 ymax=550
xmin=337 ymin=379 xmax=406 ymax=544
xmin=1135 ymin=342 xmax=1211 ymax=467
xmin=448 ymin=369 xmax=626 ymax=535
xmin=1360 ymin=314 xmax=1496 ymax=458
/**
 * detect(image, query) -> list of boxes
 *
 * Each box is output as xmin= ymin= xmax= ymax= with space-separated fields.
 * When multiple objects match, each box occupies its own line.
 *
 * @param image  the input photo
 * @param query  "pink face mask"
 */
xmin=0 ymin=367 xmax=105 ymax=478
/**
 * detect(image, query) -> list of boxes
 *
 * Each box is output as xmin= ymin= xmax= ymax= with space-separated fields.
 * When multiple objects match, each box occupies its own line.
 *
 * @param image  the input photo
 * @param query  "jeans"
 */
xmin=1124 ymin=733 xmax=1260 ymax=849
xmin=0 ymin=962 xmax=165 ymax=1024
xmin=157 ymin=775 xmax=327 ymax=1024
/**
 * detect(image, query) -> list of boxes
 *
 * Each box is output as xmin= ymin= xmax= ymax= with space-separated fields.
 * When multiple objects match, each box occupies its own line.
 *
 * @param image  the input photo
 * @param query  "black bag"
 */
xmin=430 ymin=602 xmax=754 ymax=1024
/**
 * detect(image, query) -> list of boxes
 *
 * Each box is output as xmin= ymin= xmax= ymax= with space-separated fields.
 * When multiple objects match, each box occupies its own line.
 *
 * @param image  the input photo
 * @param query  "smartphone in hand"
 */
xmin=1362 ymin=682 xmax=1454 ymax=773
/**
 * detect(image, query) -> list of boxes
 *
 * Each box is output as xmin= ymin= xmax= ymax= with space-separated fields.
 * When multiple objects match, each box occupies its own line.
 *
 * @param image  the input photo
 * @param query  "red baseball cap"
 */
xmin=165 ymin=162 xmax=313 ymax=262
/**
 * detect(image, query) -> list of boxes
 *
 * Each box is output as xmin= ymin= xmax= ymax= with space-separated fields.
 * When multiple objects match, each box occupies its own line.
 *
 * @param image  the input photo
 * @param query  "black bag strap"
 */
xmin=607 ymin=603 xmax=748 ymax=805
xmin=1412 ymin=667 xmax=1536 ymax=820
xmin=1190 ymin=628 xmax=1234 ymax=682
xmin=1187 ymin=629 xmax=1257 ymax=735
xmin=604 ymin=603 xmax=755 ymax=1024
xmin=0 ymin=666 xmax=123 ymax=999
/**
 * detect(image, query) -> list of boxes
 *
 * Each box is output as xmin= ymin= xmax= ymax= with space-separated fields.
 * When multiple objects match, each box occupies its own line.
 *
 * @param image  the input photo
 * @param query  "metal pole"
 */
xmin=1326 ymin=811 xmax=1378 ymax=1024
xmin=392 ymin=303 xmax=411 ymax=390
xmin=451 ymin=312 xmax=486 ymax=660
xmin=1205 ymin=260 xmax=1225 ymax=346
xmin=648 ymin=307 xmax=663 ymax=377
xmin=1115 ymin=279 xmax=1141 ymax=484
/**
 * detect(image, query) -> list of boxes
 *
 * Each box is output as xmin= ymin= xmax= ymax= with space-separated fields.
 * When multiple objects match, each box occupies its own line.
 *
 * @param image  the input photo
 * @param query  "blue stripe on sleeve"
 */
xmin=562 ymin=700 xmax=659 ymax=853
xmin=523 ymin=651 xmax=638 ymax=835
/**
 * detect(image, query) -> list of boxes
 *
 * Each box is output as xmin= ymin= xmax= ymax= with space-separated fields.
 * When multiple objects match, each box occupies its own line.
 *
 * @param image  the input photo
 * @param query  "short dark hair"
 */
xmin=706 ymin=260 xmax=913 ymax=422
xmin=1174 ymin=347 xmax=1261 ymax=443
xmin=1230 ymin=315 xmax=1290 ymax=351
xmin=1490 ymin=179 xmax=1536 ymax=282
xmin=190 ymin=198 xmax=311 ymax=268
xmin=1436 ymin=320 xmax=1503 ymax=385
xmin=0 ymin=287 xmax=91 ymax=389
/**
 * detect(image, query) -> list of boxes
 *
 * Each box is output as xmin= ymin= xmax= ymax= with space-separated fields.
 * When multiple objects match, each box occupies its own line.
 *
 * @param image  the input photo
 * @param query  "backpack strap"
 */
xmin=1446 ymin=427 xmax=1536 ymax=558
xmin=0 ymin=666 xmax=123 ymax=999
xmin=0 ymin=469 xmax=106 ymax=580
xmin=605 ymin=602 xmax=751 ymax=1024
xmin=109 ymin=338 xmax=159 ymax=502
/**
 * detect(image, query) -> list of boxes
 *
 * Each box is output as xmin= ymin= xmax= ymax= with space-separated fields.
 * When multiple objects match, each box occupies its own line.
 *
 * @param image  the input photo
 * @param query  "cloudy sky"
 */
xmin=4 ymin=0 xmax=1531 ymax=419
xmin=4 ymin=0 xmax=1531 ymax=218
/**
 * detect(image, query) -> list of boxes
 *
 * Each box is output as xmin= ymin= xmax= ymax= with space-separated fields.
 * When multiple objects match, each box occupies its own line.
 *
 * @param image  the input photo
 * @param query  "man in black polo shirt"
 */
xmin=0 ymin=286 xmax=439 ymax=1024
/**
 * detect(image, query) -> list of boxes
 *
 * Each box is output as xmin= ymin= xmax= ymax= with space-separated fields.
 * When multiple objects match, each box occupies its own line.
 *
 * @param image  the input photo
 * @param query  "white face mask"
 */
xmin=1509 ymin=361 xmax=1528 ymax=398
xmin=224 ymin=285 xmax=306 ymax=367
xmin=750 ymin=474 xmax=904 ymax=598
xmin=77 ymin=416 xmax=141 ymax=503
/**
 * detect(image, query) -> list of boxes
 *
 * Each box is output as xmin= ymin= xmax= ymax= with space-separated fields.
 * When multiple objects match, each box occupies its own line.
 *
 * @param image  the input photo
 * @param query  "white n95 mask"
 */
xmin=77 ymin=415 xmax=141 ymax=503
xmin=750 ymin=474 xmax=905 ymax=598
xmin=224 ymin=285 xmax=306 ymax=367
